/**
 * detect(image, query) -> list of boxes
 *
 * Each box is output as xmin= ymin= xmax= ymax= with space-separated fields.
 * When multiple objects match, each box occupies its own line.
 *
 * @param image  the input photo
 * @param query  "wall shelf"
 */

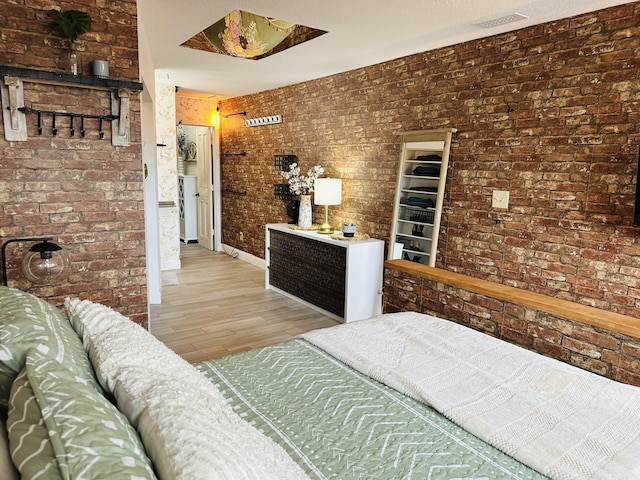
xmin=1 ymin=65 xmax=142 ymax=146
xmin=389 ymin=128 xmax=456 ymax=266
xmin=0 ymin=66 xmax=143 ymax=92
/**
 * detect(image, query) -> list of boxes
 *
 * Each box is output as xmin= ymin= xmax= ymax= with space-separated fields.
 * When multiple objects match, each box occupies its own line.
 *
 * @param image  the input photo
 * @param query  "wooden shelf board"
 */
xmin=385 ymin=259 xmax=640 ymax=339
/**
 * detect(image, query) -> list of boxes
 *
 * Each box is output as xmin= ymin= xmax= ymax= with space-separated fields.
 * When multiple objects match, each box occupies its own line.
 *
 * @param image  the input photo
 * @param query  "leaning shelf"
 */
xmin=389 ymin=128 xmax=456 ymax=266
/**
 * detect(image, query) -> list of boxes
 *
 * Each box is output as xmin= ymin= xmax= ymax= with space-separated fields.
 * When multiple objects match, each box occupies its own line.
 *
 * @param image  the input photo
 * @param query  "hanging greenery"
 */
xmin=49 ymin=9 xmax=92 ymax=42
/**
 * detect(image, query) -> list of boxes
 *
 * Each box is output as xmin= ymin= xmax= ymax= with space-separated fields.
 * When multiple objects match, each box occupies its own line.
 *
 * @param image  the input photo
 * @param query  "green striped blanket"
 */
xmin=196 ymin=340 xmax=547 ymax=480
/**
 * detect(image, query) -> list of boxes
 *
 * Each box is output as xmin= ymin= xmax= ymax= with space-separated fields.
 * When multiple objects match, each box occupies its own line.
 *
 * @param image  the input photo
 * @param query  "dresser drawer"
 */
xmin=269 ymin=270 xmax=345 ymax=317
xmin=269 ymin=229 xmax=346 ymax=270
xmin=269 ymin=250 xmax=345 ymax=294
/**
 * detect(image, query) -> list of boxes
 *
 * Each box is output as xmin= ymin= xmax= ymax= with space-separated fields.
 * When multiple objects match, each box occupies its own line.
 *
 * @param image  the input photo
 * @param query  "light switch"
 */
xmin=492 ymin=190 xmax=509 ymax=209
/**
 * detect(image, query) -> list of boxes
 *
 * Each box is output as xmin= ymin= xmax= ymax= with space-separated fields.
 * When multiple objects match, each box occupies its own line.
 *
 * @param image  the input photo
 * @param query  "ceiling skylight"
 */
xmin=181 ymin=9 xmax=327 ymax=60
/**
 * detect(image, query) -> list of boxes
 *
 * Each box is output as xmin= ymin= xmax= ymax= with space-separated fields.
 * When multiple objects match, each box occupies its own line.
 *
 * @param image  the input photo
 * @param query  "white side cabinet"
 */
xmin=389 ymin=128 xmax=456 ymax=266
xmin=265 ymin=223 xmax=384 ymax=322
xmin=179 ymin=175 xmax=198 ymax=243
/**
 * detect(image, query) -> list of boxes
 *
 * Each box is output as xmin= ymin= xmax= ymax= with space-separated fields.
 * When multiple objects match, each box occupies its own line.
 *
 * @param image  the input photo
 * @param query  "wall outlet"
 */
xmin=239 ymin=231 xmax=244 ymax=241
xmin=492 ymin=190 xmax=509 ymax=209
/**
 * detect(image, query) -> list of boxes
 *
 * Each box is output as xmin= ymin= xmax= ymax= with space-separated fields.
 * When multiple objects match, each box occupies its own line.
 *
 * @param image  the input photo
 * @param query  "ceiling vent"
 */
xmin=476 ymin=13 xmax=529 ymax=28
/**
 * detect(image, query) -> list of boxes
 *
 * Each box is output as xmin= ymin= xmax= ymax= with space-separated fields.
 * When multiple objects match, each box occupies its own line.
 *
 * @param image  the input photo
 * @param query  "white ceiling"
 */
xmin=137 ymin=0 xmax=635 ymax=100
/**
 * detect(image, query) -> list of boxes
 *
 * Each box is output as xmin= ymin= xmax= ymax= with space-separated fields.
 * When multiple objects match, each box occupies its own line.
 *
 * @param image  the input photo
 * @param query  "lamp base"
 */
xmin=317 ymin=205 xmax=334 ymax=234
xmin=317 ymin=222 xmax=334 ymax=234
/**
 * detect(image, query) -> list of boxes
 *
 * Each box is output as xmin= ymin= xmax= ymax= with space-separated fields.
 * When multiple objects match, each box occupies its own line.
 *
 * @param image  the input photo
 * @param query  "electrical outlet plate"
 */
xmin=492 ymin=190 xmax=509 ymax=209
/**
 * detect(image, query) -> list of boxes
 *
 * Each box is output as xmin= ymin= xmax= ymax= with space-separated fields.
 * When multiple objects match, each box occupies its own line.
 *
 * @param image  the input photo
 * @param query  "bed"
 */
xmin=2 ymin=285 xmax=640 ymax=480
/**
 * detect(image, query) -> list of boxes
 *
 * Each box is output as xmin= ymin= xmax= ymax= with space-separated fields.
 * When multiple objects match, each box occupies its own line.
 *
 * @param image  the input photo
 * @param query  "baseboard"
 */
xmin=221 ymin=244 xmax=265 ymax=269
xmin=161 ymin=259 xmax=181 ymax=271
xmin=147 ymin=291 xmax=162 ymax=305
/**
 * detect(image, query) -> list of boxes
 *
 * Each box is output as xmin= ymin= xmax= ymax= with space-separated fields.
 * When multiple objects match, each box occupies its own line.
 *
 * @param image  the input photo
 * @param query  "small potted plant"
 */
xmin=50 ymin=8 xmax=92 ymax=75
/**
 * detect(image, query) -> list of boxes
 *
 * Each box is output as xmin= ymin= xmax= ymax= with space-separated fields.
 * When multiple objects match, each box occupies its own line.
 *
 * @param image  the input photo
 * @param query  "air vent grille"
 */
xmin=476 ymin=13 xmax=529 ymax=29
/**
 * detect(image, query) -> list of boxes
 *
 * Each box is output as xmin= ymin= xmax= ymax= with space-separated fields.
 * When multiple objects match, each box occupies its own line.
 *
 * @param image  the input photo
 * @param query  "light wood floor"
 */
xmin=149 ymin=244 xmax=340 ymax=363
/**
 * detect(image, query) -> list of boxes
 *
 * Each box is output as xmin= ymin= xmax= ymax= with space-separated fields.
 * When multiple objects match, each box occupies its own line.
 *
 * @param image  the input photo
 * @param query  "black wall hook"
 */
xmin=16 ymin=107 xmax=119 ymax=139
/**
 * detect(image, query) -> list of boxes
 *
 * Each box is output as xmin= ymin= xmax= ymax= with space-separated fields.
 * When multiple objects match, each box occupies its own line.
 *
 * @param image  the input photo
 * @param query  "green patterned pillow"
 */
xmin=7 ymin=349 xmax=157 ymax=480
xmin=0 ymin=410 xmax=19 ymax=480
xmin=6 ymin=367 xmax=62 ymax=479
xmin=0 ymin=287 xmax=98 ymax=415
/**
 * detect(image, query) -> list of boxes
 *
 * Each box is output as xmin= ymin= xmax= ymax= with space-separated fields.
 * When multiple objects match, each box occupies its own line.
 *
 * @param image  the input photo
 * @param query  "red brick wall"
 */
xmin=220 ymin=3 xmax=640 ymax=318
xmin=0 ymin=1 xmax=146 ymax=325
xmin=1 ymin=1 xmax=139 ymax=78
xmin=384 ymin=265 xmax=640 ymax=386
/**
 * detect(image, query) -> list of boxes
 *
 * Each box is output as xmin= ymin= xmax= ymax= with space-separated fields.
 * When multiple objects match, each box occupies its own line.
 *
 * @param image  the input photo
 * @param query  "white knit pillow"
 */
xmin=65 ymin=297 xmax=309 ymax=480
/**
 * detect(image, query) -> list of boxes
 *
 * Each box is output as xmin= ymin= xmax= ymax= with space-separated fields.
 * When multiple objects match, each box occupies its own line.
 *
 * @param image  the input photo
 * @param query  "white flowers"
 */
xmin=281 ymin=163 xmax=324 ymax=195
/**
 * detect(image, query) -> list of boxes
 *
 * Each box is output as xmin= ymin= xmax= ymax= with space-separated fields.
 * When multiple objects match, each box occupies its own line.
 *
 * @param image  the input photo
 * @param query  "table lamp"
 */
xmin=314 ymin=178 xmax=342 ymax=234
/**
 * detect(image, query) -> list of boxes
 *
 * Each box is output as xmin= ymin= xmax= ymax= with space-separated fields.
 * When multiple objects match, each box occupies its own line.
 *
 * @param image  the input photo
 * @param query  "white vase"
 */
xmin=298 ymin=194 xmax=312 ymax=228
xmin=70 ymin=52 xmax=78 ymax=75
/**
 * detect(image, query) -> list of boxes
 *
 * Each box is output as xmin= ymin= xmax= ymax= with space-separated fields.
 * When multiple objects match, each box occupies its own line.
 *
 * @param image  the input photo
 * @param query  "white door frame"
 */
xmin=140 ymin=82 xmax=161 ymax=305
xmin=211 ymin=125 xmax=222 ymax=251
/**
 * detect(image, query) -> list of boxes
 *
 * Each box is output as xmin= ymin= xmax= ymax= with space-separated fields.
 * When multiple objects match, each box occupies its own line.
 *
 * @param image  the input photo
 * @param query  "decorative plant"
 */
xmin=281 ymin=163 xmax=324 ymax=195
xmin=50 ymin=9 xmax=92 ymax=42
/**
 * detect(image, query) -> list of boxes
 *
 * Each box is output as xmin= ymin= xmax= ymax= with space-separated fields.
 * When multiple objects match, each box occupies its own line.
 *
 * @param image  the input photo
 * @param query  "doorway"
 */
xmin=178 ymin=124 xmax=221 ymax=251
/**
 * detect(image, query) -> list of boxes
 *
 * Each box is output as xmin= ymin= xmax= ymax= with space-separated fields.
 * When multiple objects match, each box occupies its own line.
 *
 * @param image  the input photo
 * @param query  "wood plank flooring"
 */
xmin=149 ymin=244 xmax=340 ymax=363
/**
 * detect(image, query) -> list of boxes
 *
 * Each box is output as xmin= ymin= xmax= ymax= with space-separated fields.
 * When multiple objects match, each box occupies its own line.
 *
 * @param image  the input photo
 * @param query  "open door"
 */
xmin=196 ymin=128 xmax=213 ymax=249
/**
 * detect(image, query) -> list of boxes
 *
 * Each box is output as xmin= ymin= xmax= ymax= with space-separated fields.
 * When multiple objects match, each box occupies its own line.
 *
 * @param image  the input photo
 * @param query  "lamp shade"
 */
xmin=314 ymin=178 xmax=342 ymax=205
xmin=22 ymin=240 xmax=70 ymax=285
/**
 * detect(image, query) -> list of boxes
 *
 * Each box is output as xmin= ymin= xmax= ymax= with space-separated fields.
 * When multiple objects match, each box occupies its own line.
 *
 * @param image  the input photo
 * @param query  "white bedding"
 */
xmin=302 ymin=311 xmax=640 ymax=480
xmin=65 ymin=297 xmax=310 ymax=480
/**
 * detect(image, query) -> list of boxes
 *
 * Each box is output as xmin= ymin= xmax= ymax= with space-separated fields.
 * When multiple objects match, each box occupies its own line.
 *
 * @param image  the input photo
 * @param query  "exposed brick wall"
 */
xmin=0 ymin=1 xmax=146 ymax=325
xmin=383 ymin=265 xmax=640 ymax=386
xmin=220 ymin=3 xmax=640 ymax=318
xmin=1 ymin=1 xmax=139 ymax=79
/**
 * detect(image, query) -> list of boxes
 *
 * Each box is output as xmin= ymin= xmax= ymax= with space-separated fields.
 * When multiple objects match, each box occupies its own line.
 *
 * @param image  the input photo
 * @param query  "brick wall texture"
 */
xmin=220 ymin=4 xmax=640 ymax=320
xmin=384 ymin=266 xmax=640 ymax=386
xmin=0 ymin=1 xmax=146 ymax=325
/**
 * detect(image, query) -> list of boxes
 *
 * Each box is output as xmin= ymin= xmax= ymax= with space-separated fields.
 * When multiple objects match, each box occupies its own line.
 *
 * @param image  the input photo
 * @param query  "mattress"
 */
xmin=196 ymin=339 xmax=547 ymax=480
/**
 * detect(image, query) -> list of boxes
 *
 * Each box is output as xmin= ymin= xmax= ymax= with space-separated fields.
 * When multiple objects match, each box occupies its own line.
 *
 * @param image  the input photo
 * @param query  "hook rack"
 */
xmin=223 ymin=188 xmax=247 ymax=196
xmin=245 ymin=115 xmax=282 ymax=127
xmin=223 ymin=152 xmax=247 ymax=156
xmin=223 ymin=111 xmax=247 ymax=118
xmin=17 ymin=106 xmax=119 ymax=138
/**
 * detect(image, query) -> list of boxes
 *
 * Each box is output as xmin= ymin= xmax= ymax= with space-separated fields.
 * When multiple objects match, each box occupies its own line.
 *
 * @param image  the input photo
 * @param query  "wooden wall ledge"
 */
xmin=0 ymin=66 xmax=143 ymax=91
xmin=385 ymin=259 xmax=640 ymax=339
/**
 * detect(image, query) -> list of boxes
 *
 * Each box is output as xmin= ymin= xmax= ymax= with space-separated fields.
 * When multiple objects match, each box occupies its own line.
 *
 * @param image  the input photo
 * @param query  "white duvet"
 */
xmin=65 ymin=297 xmax=310 ymax=480
xmin=302 ymin=311 xmax=640 ymax=480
